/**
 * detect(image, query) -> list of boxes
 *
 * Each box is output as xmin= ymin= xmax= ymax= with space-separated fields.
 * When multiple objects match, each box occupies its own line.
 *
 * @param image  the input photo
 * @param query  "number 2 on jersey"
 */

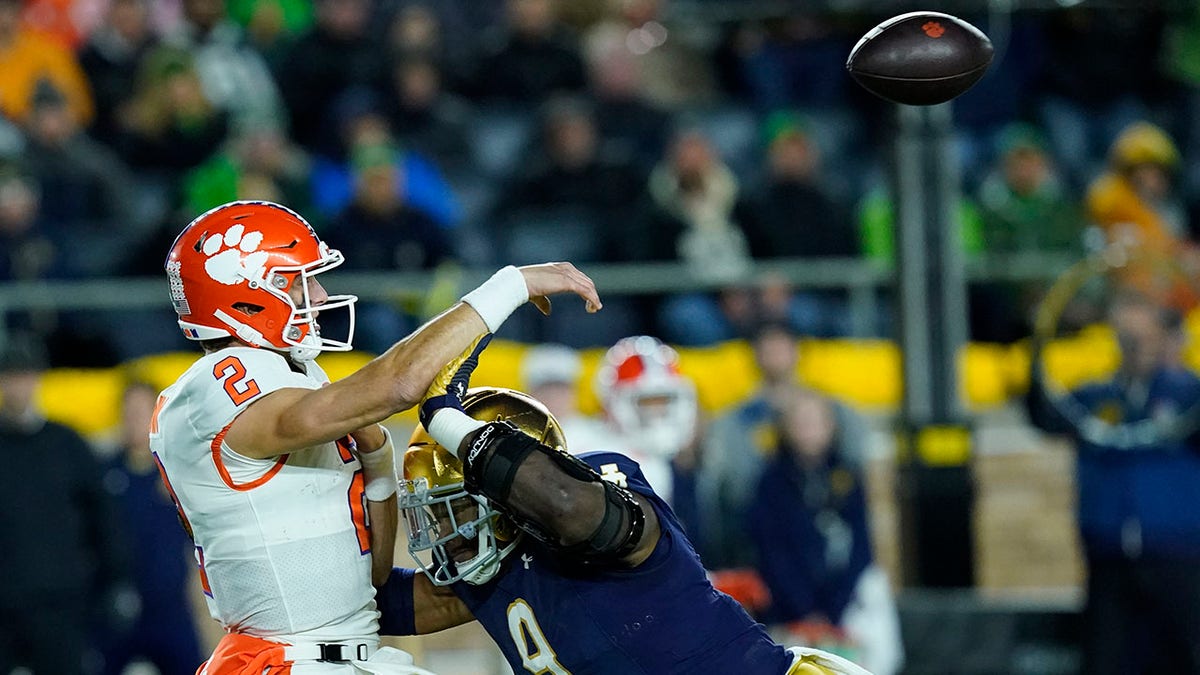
xmin=506 ymin=599 xmax=571 ymax=675
xmin=213 ymin=356 xmax=261 ymax=405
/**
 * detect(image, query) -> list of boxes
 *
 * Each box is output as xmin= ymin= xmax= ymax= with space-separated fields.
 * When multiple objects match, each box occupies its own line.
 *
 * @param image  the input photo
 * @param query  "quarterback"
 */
xmin=373 ymin=336 xmax=873 ymax=675
xmin=152 ymin=200 xmax=600 ymax=673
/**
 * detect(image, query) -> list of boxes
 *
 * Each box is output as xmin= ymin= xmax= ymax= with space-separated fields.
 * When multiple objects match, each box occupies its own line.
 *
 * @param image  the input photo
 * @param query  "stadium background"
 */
xmin=2 ymin=0 xmax=1198 ymax=673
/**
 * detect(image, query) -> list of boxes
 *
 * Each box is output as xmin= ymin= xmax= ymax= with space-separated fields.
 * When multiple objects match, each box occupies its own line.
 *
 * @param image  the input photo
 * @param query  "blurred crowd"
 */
xmin=2 ymin=0 xmax=1200 ymax=365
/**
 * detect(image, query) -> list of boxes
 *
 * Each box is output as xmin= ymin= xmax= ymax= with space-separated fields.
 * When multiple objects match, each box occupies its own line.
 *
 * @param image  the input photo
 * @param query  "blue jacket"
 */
xmin=1028 ymin=365 xmax=1200 ymax=558
xmin=746 ymin=449 xmax=872 ymax=624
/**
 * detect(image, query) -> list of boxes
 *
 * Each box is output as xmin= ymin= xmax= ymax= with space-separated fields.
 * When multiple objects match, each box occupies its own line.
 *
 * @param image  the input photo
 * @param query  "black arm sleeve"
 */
xmin=460 ymin=422 xmax=648 ymax=566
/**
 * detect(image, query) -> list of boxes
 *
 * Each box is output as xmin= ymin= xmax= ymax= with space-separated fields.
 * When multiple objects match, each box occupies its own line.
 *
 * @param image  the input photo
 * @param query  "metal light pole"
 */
xmin=892 ymin=102 xmax=975 ymax=588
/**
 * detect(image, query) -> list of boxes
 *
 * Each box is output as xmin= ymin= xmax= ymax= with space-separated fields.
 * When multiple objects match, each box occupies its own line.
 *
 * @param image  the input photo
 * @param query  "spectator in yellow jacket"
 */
xmin=0 ymin=0 xmax=93 ymax=127
xmin=1085 ymin=121 xmax=1197 ymax=310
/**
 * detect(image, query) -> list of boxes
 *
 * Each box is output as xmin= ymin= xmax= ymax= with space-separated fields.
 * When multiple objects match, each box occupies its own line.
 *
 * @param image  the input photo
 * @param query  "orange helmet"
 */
xmin=595 ymin=336 xmax=697 ymax=458
xmin=165 ymin=200 xmax=357 ymax=361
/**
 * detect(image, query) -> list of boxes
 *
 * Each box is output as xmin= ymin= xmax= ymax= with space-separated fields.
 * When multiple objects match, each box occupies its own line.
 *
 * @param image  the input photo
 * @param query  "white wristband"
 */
xmin=427 ymin=408 xmax=486 ymax=460
xmin=460 ymin=265 xmax=528 ymax=332
xmin=359 ymin=426 xmax=397 ymax=501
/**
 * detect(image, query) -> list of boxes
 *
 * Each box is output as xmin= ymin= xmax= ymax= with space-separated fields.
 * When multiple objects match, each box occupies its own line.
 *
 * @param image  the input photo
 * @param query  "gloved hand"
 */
xmin=418 ymin=333 xmax=493 ymax=430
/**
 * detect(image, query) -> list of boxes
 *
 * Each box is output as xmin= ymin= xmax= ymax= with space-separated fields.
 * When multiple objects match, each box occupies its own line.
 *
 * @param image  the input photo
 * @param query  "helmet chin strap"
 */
xmin=213 ymin=309 xmax=271 ymax=349
xmin=460 ymin=503 xmax=519 ymax=585
xmin=289 ymin=331 xmax=322 ymax=362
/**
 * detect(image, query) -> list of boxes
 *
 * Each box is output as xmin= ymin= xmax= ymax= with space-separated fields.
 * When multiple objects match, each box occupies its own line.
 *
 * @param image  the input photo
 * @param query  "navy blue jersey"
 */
xmin=450 ymin=451 xmax=793 ymax=675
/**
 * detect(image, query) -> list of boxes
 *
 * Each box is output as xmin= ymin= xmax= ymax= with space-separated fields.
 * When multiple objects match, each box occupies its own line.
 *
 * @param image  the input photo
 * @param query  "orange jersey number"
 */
xmin=213 ymin=356 xmax=262 ymax=406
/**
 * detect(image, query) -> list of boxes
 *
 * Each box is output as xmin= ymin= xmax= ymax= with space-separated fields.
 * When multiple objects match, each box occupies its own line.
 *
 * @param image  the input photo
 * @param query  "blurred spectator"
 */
xmin=21 ymin=81 xmax=139 ymax=255
xmin=277 ymin=0 xmax=384 ymax=153
xmin=520 ymin=342 xmax=610 ymax=454
xmin=184 ymin=120 xmax=312 ymax=215
xmin=1087 ymin=121 xmax=1188 ymax=252
xmin=118 ymin=47 xmax=230 ymax=175
xmin=79 ymin=0 xmax=161 ymax=142
xmin=972 ymin=123 xmax=1083 ymax=342
xmin=310 ymin=89 xmax=460 ymax=227
xmin=384 ymin=56 xmax=473 ymax=171
xmin=492 ymin=96 xmax=644 ymax=259
xmin=738 ymin=111 xmax=856 ymax=259
xmin=700 ymin=319 xmax=868 ymax=570
xmin=20 ymin=0 xmax=108 ymax=49
xmin=722 ymin=15 xmax=850 ymax=110
xmin=586 ymin=24 xmax=671 ymax=170
xmin=387 ymin=3 xmax=472 ymax=93
xmin=1036 ymin=8 xmax=1168 ymax=187
xmin=582 ymin=0 xmax=715 ymax=109
xmin=469 ymin=0 xmax=587 ymax=102
xmin=323 ymin=139 xmax=454 ymax=353
xmin=627 ymin=127 xmax=752 ymax=345
xmin=326 ymin=140 xmax=453 ymax=272
xmin=977 ymin=123 xmax=1082 ymax=254
xmin=733 ymin=123 xmax=861 ymax=330
xmin=631 ymin=127 xmax=748 ymax=269
xmin=1086 ymin=122 xmax=1197 ymax=311
xmin=0 ymin=0 xmax=94 ymax=128
xmin=226 ymin=0 xmax=313 ymax=67
xmin=0 ymin=168 xmax=58 ymax=284
xmin=98 ymin=380 xmax=204 ymax=675
xmin=0 ymin=334 xmax=136 ymax=675
xmin=746 ymin=389 xmax=903 ymax=675
xmin=163 ymin=0 xmax=286 ymax=131
xmin=1027 ymin=291 xmax=1200 ymax=675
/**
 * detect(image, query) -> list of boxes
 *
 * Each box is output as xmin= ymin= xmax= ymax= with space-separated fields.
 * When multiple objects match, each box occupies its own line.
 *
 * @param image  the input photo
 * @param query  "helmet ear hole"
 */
xmin=232 ymin=302 xmax=265 ymax=316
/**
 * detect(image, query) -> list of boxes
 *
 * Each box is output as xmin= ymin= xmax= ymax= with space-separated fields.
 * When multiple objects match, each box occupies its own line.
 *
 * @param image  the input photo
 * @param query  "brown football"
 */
xmin=846 ymin=12 xmax=993 ymax=106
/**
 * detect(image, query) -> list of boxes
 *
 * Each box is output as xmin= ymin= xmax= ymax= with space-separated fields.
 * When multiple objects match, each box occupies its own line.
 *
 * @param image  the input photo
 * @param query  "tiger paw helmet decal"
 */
xmin=202 ymin=223 xmax=270 ymax=286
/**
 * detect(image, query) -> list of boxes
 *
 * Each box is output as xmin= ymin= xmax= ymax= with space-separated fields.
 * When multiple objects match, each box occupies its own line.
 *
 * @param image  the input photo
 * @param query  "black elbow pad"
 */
xmin=551 ymin=478 xmax=646 ymax=568
xmin=459 ymin=420 xmax=647 ymax=567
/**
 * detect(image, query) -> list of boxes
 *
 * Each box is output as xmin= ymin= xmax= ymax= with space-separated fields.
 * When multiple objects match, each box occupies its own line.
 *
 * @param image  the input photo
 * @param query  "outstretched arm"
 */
xmin=225 ymin=263 xmax=601 ymax=458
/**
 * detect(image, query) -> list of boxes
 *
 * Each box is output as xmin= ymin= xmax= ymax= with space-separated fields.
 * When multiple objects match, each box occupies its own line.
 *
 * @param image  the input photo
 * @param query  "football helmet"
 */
xmin=595 ymin=336 xmax=697 ymax=458
xmin=165 ymin=200 xmax=356 ymax=362
xmin=400 ymin=387 xmax=567 ymax=586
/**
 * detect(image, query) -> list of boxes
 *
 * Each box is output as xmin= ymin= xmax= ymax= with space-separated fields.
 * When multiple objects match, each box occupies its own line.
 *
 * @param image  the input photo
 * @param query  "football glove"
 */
xmin=418 ymin=333 xmax=493 ymax=430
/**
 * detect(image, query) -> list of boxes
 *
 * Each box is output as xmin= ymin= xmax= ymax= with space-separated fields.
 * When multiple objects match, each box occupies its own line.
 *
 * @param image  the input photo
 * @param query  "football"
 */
xmin=846 ymin=11 xmax=993 ymax=106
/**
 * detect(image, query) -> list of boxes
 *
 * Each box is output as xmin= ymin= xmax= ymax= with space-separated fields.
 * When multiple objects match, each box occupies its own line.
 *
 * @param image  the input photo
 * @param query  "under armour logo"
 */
xmin=454 ymin=381 xmax=465 ymax=398
xmin=521 ymin=553 xmax=533 ymax=569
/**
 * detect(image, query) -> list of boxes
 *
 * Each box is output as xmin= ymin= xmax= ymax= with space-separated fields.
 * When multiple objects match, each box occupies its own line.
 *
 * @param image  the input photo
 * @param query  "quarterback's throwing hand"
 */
xmin=518 ymin=262 xmax=602 ymax=316
xmin=419 ymin=333 xmax=493 ymax=429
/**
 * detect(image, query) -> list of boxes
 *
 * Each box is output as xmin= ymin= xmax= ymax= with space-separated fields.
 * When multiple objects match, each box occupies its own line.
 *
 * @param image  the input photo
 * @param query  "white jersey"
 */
xmin=150 ymin=347 xmax=377 ymax=642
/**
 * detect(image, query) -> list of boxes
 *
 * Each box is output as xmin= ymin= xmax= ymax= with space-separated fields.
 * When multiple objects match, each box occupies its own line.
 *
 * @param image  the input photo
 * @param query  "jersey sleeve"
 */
xmin=578 ymin=451 xmax=659 ymax=500
xmin=184 ymin=348 xmax=316 ymax=444
xmin=375 ymin=567 xmax=418 ymax=636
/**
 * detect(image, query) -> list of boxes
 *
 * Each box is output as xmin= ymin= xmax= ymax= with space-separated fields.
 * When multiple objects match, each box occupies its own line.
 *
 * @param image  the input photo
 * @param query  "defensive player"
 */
xmin=152 ymin=200 xmax=601 ymax=673
xmin=374 ymin=336 xmax=872 ymax=675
